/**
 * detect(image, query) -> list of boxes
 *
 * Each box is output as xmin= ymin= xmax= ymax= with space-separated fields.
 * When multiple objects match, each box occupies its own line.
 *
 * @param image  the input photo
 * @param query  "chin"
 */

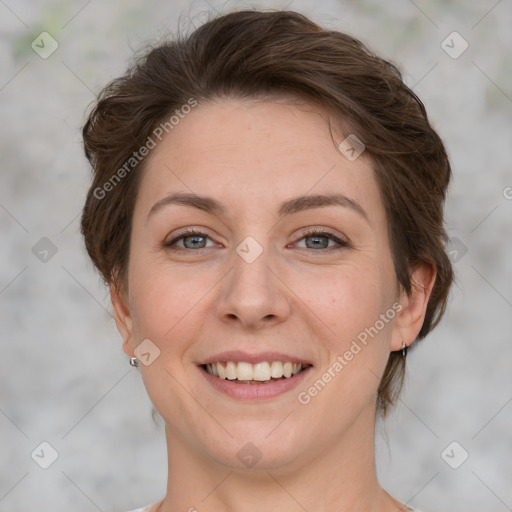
xmin=202 ymin=422 xmax=310 ymax=472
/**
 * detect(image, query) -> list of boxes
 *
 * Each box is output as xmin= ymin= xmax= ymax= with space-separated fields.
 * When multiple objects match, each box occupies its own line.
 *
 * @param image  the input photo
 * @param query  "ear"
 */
xmin=110 ymin=281 xmax=135 ymax=358
xmin=390 ymin=261 xmax=437 ymax=351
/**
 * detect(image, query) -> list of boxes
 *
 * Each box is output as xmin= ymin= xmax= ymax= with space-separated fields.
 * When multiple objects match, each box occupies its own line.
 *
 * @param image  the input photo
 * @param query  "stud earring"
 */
xmin=129 ymin=357 xmax=139 ymax=367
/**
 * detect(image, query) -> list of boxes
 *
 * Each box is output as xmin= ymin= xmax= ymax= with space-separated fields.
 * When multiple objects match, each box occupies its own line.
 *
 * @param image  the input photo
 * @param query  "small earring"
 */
xmin=129 ymin=357 xmax=139 ymax=367
xmin=402 ymin=342 xmax=408 ymax=358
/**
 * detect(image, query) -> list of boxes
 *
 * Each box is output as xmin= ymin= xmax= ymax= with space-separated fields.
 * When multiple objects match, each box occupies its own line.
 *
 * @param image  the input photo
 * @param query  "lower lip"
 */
xmin=199 ymin=365 xmax=313 ymax=400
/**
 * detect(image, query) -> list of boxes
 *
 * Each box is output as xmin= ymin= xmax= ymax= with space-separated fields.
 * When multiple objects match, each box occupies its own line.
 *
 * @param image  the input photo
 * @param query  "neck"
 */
xmin=157 ymin=405 xmax=402 ymax=512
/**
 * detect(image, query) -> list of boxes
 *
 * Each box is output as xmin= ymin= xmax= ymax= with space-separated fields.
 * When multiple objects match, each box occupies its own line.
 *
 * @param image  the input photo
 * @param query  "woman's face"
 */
xmin=113 ymin=97 xmax=429 ymax=471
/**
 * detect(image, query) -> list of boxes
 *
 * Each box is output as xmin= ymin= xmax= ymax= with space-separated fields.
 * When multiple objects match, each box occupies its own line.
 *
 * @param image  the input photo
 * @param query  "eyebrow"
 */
xmin=147 ymin=191 xmax=369 ymax=223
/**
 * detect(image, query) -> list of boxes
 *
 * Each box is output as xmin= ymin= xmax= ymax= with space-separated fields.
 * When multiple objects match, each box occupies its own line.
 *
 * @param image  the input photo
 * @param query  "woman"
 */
xmin=81 ymin=9 xmax=453 ymax=512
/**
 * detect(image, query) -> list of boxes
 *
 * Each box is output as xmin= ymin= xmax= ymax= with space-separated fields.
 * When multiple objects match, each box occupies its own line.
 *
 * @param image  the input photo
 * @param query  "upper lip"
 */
xmin=197 ymin=350 xmax=313 ymax=366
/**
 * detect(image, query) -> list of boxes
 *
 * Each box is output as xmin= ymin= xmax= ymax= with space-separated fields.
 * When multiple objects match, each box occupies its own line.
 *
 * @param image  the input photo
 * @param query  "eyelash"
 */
xmin=163 ymin=227 xmax=350 ymax=252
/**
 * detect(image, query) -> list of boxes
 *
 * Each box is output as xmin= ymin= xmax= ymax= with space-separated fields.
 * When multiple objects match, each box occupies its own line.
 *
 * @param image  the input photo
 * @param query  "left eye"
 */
xmin=294 ymin=230 xmax=349 ymax=250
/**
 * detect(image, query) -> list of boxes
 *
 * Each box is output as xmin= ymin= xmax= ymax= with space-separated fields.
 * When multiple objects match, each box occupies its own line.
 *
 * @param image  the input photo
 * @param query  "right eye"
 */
xmin=163 ymin=229 xmax=217 ymax=251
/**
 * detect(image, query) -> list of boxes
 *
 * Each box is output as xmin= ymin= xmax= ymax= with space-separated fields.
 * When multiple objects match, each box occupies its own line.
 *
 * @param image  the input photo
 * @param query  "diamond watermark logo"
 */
xmin=31 ymin=32 xmax=59 ymax=59
xmin=32 ymin=237 xmax=58 ymax=263
xmin=31 ymin=441 xmax=59 ymax=469
xmin=446 ymin=236 xmax=468 ymax=263
xmin=441 ymin=31 xmax=468 ymax=59
xmin=134 ymin=338 xmax=161 ymax=366
xmin=236 ymin=236 xmax=263 ymax=264
xmin=237 ymin=442 xmax=262 ymax=468
xmin=338 ymin=134 xmax=365 ymax=161
xmin=441 ymin=441 xmax=469 ymax=469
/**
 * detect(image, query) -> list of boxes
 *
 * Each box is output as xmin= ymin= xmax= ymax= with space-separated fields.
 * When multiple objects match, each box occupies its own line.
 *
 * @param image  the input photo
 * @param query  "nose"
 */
xmin=216 ymin=243 xmax=291 ymax=330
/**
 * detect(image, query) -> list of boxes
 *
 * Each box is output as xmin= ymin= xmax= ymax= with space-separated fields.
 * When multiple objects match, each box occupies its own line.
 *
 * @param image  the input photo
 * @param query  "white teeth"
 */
xmin=205 ymin=361 xmax=306 ymax=381
xmin=236 ymin=362 xmax=253 ymax=380
xmin=226 ymin=361 xmax=237 ymax=380
xmin=253 ymin=362 xmax=271 ymax=381
xmin=217 ymin=363 xmax=226 ymax=380
xmin=270 ymin=361 xmax=283 ymax=378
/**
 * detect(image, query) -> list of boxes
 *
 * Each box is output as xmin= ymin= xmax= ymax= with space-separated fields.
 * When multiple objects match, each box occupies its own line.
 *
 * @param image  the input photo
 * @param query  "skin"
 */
xmin=112 ymin=97 xmax=435 ymax=512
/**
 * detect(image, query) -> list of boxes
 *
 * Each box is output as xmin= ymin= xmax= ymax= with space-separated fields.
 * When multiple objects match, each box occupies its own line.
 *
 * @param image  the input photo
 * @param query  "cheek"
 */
xmin=292 ymin=268 xmax=396 ymax=433
xmin=293 ymin=261 xmax=391 ymax=346
xmin=127 ymin=255 xmax=206 ymax=347
xmin=295 ymin=261 xmax=396 ymax=407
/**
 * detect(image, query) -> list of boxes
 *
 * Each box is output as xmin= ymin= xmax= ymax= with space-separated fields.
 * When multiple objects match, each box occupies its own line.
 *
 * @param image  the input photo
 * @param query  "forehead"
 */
xmin=135 ymin=97 xmax=384 ymax=224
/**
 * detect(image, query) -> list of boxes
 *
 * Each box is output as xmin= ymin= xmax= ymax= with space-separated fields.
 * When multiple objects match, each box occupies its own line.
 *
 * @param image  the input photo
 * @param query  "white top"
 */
xmin=124 ymin=505 xmax=159 ymax=512
xmin=124 ymin=506 xmax=423 ymax=512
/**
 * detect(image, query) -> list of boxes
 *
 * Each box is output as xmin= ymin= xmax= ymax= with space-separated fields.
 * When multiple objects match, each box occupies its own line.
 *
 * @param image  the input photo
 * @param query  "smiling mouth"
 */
xmin=201 ymin=361 xmax=312 ymax=385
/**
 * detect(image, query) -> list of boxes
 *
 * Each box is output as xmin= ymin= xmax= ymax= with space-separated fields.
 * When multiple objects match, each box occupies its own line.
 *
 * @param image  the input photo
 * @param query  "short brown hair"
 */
xmin=81 ymin=9 xmax=453 ymax=416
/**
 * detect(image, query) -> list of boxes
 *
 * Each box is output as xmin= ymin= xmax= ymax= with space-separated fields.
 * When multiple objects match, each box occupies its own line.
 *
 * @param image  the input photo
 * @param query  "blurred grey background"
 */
xmin=1 ymin=0 xmax=511 ymax=511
